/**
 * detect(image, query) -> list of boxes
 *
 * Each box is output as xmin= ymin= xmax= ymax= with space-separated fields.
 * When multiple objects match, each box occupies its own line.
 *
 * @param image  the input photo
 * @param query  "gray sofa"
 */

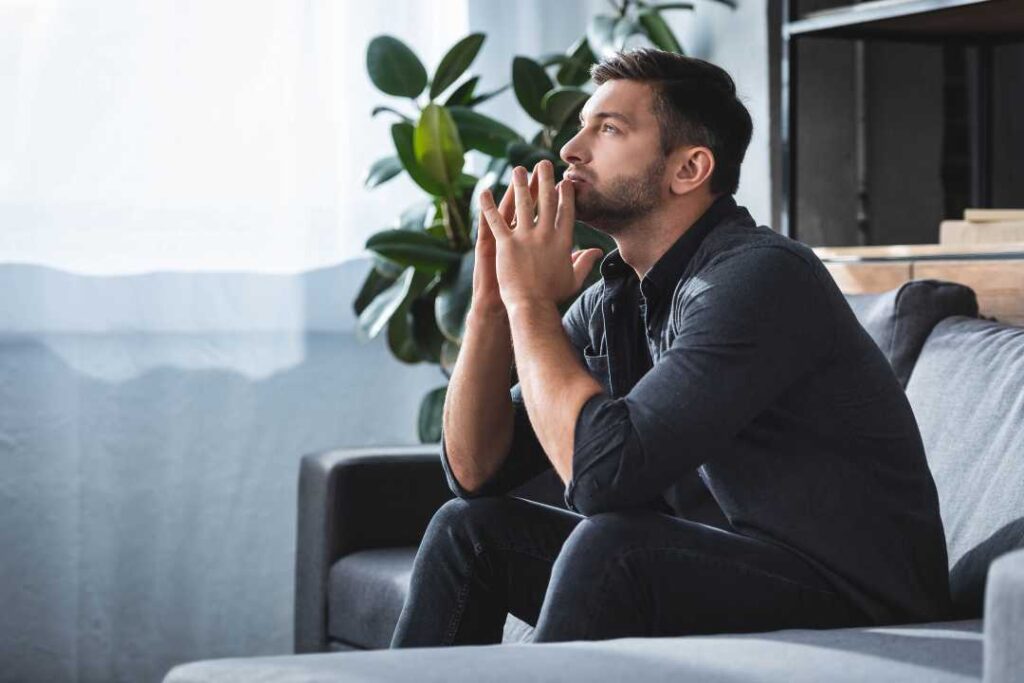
xmin=165 ymin=280 xmax=1024 ymax=682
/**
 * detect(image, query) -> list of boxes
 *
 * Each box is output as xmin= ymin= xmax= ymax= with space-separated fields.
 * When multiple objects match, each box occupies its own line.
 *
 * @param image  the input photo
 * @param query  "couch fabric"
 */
xmin=844 ymin=279 xmax=978 ymax=387
xmin=905 ymin=316 xmax=1024 ymax=618
xmin=167 ymin=619 xmax=983 ymax=683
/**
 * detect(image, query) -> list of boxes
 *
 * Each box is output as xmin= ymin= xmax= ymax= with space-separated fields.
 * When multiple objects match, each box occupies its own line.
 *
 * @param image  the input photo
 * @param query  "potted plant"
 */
xmin=355 ymin=0 xmax=733 ymax=442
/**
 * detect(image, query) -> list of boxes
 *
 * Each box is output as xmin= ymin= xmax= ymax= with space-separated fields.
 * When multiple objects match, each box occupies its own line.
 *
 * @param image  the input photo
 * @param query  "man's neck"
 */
xmin=615 ymin=193 xmax=719 ymax=282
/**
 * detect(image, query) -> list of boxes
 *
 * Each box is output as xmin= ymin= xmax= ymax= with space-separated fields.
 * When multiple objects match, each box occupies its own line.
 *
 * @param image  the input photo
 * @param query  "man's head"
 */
xmin=559 ymin=48 xmax=752 ymax=232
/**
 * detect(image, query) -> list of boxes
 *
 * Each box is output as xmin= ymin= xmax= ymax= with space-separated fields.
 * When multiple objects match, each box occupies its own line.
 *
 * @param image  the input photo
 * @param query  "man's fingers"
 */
xmin=512 ymin=166 xmax=535 ymax=230
xmin=537 ymin=160 xmax=557 ymax=229
xmin=480 ymin=189 xmax=511 ymax=238
xmin=555 ymin=178 xmax=576 ymax=247
xmin=497 ymin=181 xmax=516 ymax=224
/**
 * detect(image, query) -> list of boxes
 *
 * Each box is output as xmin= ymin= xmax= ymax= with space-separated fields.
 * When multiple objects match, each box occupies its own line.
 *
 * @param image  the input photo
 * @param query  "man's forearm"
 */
xmin=507 ymin=300 xmax=604 ymax=485
xmin=442 ymin=306 xmax=516 ymax=494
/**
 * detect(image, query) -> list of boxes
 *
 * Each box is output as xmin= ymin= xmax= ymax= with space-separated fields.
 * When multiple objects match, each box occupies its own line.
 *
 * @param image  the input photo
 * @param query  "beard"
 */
xmin=574 ymin=154 xmax=666 ymax=233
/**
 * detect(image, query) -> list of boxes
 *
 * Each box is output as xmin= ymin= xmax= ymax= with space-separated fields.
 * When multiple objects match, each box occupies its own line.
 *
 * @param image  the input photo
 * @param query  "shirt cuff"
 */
xmin=563 ymin=391 xmax=609 ymax=513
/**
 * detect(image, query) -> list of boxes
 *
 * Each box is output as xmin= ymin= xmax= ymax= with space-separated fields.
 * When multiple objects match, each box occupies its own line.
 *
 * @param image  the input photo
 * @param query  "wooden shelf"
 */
xmin=786 ymin=0 xmax=1024 ymax=42
xmin=813 ymin=242 xmax=1024 ymax=261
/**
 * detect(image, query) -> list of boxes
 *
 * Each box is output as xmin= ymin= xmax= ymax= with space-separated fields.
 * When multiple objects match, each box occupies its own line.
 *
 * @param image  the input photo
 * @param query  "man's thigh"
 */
xmin=537 ymin=509 xmax=869 ymax=641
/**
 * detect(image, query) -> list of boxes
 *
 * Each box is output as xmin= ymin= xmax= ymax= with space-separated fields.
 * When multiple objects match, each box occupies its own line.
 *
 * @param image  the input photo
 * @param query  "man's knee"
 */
xmin=554 ymin=509 xmax=658 ymax=574
xmin=422 ymin=496 xmax=522 ymax=549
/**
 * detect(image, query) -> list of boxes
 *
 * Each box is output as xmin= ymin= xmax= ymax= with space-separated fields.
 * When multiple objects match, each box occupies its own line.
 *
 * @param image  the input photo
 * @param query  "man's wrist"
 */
xmin=506 ymin=298 xmax=559 ymax=323
xmin=466 ymin=304 xmax=511 ymax=332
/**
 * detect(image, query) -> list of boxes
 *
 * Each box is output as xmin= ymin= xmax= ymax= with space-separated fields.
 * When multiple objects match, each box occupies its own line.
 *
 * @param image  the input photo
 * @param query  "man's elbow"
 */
xmin=566 ymin=475 xmax=626 ymax=516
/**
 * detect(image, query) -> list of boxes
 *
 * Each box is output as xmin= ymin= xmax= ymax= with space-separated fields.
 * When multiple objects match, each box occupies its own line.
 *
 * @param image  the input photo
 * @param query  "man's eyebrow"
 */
xmin=578 ymin=110 xmax=633 ymax=127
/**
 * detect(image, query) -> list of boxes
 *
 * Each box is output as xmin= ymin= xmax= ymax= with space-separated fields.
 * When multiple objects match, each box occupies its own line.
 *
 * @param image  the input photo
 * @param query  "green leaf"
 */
xmin=357 ymin=267 xmax=432 ymax=341
xmin=391 ymin=122 xmax=447 ymax=196
xmin=398 ymin=200 xmax=435 ymax=231
xmin=373 ymin=253 xmax=405 ymax=278
xmin=512 ymin=56 xmax=555 ymax=125
xmin=366 ymin=35 xmax=427 ymax=98
xmin=440 ymin=340 xmax=460 ymax=378
xmin=466 ymin=83 xmax=511 ymax=107
xmin=638 ymin=9 xmax=683 ymax=53
xmin=387 ymin=305 xmax=422 ymax=363
xmin=366 ymin=229 xmax=461 ymax=272
xmin=538 ymin=53 xmax=572 ymax=68
xmin=430 ymin=33 xmax=485 ymax=100
xmin=435 ymin=252 xmax=474 ymax=344
xmin=417 ymin=386 xmax=447 ymax=443
xmin=410 ymin=295 xmax=446 ymax=362
xmin=444 ymin=75 xmax=479 ymax=107
xmin=448 ymin=106 xmax=523 ymax=157
xmin=587 ymin=15 xmax=619 ymax=59
xmin=363 ymin=156 xmax=403 ymax=189
xmin=506 ymin=141 xmax=558 ymax=169
xmin=651 ymin=2 xmax=696 ymax=10
xmin=557 ymin=37 xmax=597 ymax=87
xmin=353 ymin=265 xmax=398 ymax=317
xmin=370 ymin=105 xmax=413 ymax=123
xmin=541 ymin=87 xmax=589 ymax=130
xmin=612 ymin=17 xmax=641 ymax=48
xmin=414 ymin=104 xmax=465 ymax=193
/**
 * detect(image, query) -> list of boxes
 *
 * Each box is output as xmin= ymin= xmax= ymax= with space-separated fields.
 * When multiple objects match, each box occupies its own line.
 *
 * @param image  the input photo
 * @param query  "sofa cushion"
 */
xmin=844 ymin=279 xmax=978 ymax=387
xmin=327 ymin=547 xmax=534 ymax=649
xmin=906 ymin=316 xmax=1024 ymax=618
xmin=165 ymin=618 xmax=982 ymax=682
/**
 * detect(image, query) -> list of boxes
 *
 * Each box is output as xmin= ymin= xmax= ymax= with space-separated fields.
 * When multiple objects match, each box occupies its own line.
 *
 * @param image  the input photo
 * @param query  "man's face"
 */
xmin=559 ymin=80 xmax=668 ymax=232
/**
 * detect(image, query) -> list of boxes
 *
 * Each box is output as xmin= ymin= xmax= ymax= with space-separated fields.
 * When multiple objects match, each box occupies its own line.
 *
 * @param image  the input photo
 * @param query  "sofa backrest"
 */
xmin=844 ymin=279 xmax=979 ymax=388
xmin=904 ymin=315 xmax=1024 ymax=619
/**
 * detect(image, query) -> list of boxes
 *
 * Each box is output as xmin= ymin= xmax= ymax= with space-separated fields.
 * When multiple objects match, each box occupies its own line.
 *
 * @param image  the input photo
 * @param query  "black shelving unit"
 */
xmin=778 ymin=0 xmax=1024 ymax=240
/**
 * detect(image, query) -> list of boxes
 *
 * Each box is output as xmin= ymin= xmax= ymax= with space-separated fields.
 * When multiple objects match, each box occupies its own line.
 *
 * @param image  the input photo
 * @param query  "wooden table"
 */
xmin=812 ymin=243 xmax=1024 ymax=325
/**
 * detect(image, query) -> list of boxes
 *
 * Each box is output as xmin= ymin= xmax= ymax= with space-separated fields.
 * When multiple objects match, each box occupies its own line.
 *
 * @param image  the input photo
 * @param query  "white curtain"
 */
xmin=0 ymin=0 xmax=468 ymax=275
xmin=0 ymin=3 xmax=469 ymax=683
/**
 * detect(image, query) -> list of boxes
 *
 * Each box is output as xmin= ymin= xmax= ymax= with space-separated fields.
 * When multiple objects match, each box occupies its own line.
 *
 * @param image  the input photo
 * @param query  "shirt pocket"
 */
xmin=582 ymin=350 xmax=612 ymax=396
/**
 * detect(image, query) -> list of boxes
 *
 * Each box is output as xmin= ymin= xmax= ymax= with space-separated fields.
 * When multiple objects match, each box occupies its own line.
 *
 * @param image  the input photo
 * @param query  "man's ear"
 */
xmin=668 ymin=146 xmax=715 ymax=196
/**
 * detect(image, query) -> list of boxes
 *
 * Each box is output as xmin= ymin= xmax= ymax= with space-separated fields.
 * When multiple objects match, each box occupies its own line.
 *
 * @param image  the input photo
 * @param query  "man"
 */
xmin=390 ymin=48 xmax=952 ymax=647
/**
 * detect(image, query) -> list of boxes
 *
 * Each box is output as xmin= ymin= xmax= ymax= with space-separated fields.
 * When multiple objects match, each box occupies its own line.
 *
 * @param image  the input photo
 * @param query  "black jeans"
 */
xmin=389 ymin=496 xmax=873 ymax=647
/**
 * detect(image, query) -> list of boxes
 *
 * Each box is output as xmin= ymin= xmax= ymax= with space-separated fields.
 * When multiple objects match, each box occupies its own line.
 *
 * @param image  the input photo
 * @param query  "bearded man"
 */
xmin=390 ymin=48 xmax=952 ymax=647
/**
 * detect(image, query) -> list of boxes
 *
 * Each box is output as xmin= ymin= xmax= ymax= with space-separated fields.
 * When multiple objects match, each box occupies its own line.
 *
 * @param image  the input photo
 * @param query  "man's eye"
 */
xmin=602 ymin=124 xmax=617 ymax=133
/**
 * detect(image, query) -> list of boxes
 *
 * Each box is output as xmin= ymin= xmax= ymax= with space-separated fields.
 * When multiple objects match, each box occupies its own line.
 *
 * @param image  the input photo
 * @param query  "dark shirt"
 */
xmin=440 ymin=193 xmax=952 ymax=625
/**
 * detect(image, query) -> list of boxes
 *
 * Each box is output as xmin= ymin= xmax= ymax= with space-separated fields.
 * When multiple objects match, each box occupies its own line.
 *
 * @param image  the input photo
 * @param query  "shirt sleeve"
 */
xmin=440 ymin=285 xmax=596 ymax=499
xmin=564 ymin=246 xmax=836 ymax=516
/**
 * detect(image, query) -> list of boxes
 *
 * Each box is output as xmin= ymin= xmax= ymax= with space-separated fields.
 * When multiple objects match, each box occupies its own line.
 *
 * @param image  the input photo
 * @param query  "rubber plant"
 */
xmin=356 ymin=0 xmax=735 ymax=443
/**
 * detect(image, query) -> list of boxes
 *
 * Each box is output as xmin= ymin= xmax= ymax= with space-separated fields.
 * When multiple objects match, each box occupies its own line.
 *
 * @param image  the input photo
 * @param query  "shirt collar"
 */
xmin=598 ymin=193 xmax=739 ymax=298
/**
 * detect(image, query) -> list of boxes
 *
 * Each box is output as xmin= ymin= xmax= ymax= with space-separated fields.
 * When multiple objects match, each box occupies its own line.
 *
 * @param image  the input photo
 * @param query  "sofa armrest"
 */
xmin=293 ymin=445 xmax=452 ymax=653
xmin=984 ymin=547 xmax=1024 ymax=683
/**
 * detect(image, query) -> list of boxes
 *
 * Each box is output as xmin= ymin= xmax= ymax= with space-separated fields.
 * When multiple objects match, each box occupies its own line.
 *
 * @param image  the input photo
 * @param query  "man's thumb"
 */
xmin=573 ymin=248 xmax=604 ymax=288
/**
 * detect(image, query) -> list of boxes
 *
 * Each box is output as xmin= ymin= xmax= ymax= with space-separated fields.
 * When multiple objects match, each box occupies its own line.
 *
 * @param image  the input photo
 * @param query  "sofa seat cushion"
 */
xmin=906 ymin=316 xmax=1024 ymax=618
xmin=165 ymin=619 xmax=981 ymax=683
xmin=327 ymin=547 xmax=534 ymax=649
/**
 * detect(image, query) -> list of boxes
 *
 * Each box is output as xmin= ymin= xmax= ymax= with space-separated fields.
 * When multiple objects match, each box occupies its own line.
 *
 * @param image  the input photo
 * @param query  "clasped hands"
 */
xmin=474 ymin=159 xmax=604 ymax=315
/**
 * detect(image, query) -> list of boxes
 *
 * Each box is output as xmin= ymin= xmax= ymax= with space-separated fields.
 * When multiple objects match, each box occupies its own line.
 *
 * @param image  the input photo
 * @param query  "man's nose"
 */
xmin=559 ymin=130 xmax=588 ymax=167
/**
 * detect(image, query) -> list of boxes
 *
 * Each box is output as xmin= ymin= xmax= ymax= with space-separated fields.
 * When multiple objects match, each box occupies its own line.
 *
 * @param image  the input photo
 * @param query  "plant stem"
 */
xmin=442 ymin=195 xmax=469 ymax=250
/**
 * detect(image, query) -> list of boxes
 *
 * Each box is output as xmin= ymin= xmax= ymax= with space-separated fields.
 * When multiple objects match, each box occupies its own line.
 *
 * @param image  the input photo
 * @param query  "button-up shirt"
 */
xmin=440 ymin=193 xmax=952 ymax=626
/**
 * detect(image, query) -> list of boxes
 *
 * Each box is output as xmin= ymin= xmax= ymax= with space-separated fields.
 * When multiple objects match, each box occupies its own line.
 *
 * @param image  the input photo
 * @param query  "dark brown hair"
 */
xmin=591 ymin=48 xmax=752 ymax=196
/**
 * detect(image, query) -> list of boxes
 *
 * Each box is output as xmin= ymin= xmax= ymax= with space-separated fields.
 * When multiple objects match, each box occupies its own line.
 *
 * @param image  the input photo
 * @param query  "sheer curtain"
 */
xmin=0 ymin=3 xmax=468 ymax=682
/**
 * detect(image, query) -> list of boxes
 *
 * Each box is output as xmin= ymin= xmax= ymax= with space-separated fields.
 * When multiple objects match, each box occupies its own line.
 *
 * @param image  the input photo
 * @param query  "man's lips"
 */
xmin=564 ymin=171 xmax=591 ymax=184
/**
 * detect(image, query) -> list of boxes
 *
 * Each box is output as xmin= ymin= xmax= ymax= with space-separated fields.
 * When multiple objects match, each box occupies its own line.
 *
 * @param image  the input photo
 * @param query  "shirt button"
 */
xmin=610 ymin=303 xmax=616 ymax=313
